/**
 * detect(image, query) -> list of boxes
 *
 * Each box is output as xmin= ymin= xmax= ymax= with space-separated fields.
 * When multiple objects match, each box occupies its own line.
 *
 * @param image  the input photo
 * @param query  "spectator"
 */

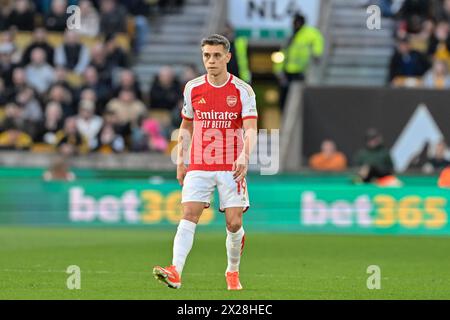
xmin=0 ymin=118 xmax=32 ymax=150
xmin=169 ymin=64 xmax=199 ymax=132
xmin=89 ymin=42 xmax=112 ymax=86
xmin=353 ymin=128 xmax=395 ymax=184
xmin=76 ymin=99 xmax=103 ymax=150
xmin=389 ymin=36 xmax=430 ymax=82
xmin=0 ymin=31 xmax=20 ymax=64
xmin=21 ymin=27 xmax=55 ymax=67
xmin=75 ymin=0 xmax=100 ymax=37
xmin=435 ymin=0 xmax=450 ymax=22
xmin=55 ymin=30 xmax=91 ymax=75
xmin=113 ymin=69 xmax=142 ymax=100
xmin=104 ymin=33 xmax=129 ymax=69
xmin=397 ymin=13 xmax=426 ymax=35
xmin=15 ymin=86 xmax=43 ymax=137
xmin=43 ymin=156 xmax=76 ymax=181
xmin=140 ymin=117 xmax=168 ymax=152
xmin=309 ymin=139 xmax=347 ymax=172
xmin=422 ymin=59 xmax=450 ymax=88
xmin=0 ymin=42 xmax=18 ymax=89
xmin=409 ymin=19 xmax=435 ymax=53
xmin=54 ymin=66 xmax=76 ymax=97
xmin=97 ymin=107 xmax=128 ymax=142
xmin=1 ymin=102 xmax=25 ymax=129
xmin=0 ymin=1 xmax=14 ymax=31
xmin=25 ymin=47 xmax=55 ymax=94
xmin=170 ymin=100 xmax=183 ymax=133
xmin=55 ymin=116 xmax=89 ymax=155
xmin=34 ymin=101 xmax=64 ymax=144
xmin=5 ymin=67 xmax=27 ymax=101
xmin=438 ymin=165 xmax=450 ymax=187
xmin=78 ymin=66 xmax=110 ymax=113
xmin=119 ymin=0 xmax=150 ymax=53
xmin=106 ymin=88 xmax=146 ymax=127
xmin=423 ymin=140 xmax=450 ymax=173
xmin=399 ymin=0 xmax=432 ymax=20
xmin=427 ymin=20 xmax=450 ymax=65
xmin=47 ymin=84 xmax=74 ymax=118
xmin=45 ymin=0 xmax=69 ymax=32
xmin=273 ymin=13 xmax=324 ymax=112
xmin=180 ymin=63 xmax=199 ymax=88
xmin=129 ymin=114 xmax=147 ymax=152
xmin=149 ymin=65 xmax=182 ymax=111
xmin=5 ymin=0 xmax=35 ymax=31
xmin=99 ymin=0 xmax=127 ymax=35
xmin=94 ymin=110 xmax=125 ymax=153
xmin=33 ymin=0 xmax=77 ymax=15
xmin=0 ymin=78 xmax=7 ymax=105
xmin=80 ymin=87 xmax=97 ymax=102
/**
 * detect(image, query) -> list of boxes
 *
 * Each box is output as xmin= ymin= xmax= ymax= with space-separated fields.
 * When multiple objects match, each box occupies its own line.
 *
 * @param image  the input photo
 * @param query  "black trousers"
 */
xmin=362 ymin=166 xmax=392 ymax=183
xmin=279 ymin=72 xmax=305 ymax=113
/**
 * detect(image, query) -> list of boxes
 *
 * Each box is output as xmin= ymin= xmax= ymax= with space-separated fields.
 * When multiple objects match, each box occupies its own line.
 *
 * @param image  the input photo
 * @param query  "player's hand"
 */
xmin=177 ymin=164 xmax=187 ymax=186
xmin=232 ymin=156 xmax=248 ymax=182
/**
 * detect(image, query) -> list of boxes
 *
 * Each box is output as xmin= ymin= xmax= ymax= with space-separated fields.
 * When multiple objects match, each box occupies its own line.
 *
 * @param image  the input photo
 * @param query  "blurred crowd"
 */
xmin=308 ymin=128 xmax=449 ymax=182
xmin=0 ymin=0 xmax=197 ymax=156
xmin=385 ymin=0 xmax=450 ymax=88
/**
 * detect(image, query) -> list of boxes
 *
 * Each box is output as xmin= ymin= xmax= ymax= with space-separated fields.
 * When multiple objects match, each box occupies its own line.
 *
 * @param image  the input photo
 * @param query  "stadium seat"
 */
xmin=0 ymin=108 xmax=5 ymax=123
xmin=66 ymin=72 xmax=84 ymax=87
xmin=31 ymin=143 xmax=56 ymax=153
xmin=13 ymin=31 xmax=131 ymax=53
xmin=98 ymin=145 xmax=113 ymax=154
xmin=47 ymin=32 xmax=64 ymax=47
xmin=14 ymin=32 xmax=33 ymax=51
xmin=111 ymin=33 xmax=131 ymax=52
xmin=392 ymin=76 xmax=423 ymax=88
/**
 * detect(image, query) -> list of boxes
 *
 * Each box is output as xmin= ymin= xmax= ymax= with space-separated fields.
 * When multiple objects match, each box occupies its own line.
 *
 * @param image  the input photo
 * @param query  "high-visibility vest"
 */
xmin=235 ymin=37 xmax=251 ymax=83
xmin=274 ymin=26 xmax=324 ymax=75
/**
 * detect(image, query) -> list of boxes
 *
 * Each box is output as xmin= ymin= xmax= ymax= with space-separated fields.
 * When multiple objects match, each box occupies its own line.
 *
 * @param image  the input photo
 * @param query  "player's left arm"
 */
xmin=233 ymin=82 xmax=258 ymax=182
xmin=233 ymin=118 xmax=257 ymax=182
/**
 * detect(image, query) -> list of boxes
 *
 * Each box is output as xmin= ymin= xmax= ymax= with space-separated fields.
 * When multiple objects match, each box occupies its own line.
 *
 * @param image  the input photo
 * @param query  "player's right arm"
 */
xmin=177 ymin=82 xmax=195 ymax=186
xmin=177 ymin=119 xmax=193 ymax=186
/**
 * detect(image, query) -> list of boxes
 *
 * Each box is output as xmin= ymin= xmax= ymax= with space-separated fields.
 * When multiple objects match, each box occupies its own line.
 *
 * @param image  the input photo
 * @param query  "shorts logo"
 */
xmin=226 ymin=95 xmax=237 ymax=107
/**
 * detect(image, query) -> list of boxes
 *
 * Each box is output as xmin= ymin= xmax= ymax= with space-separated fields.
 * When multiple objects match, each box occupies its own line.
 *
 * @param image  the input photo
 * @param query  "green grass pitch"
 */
xmin=1 ymin=226 xmax=450 ymax=299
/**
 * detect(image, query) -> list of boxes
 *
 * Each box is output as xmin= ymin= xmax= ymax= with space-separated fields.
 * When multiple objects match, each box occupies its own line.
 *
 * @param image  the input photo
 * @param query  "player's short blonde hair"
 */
xmin=201 ymin=34 xmax=230 ymax=52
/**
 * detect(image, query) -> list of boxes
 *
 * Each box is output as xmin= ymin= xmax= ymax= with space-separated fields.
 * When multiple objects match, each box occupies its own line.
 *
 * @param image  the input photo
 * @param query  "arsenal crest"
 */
xmin=226 ymin=95 xmax=237 ymax=107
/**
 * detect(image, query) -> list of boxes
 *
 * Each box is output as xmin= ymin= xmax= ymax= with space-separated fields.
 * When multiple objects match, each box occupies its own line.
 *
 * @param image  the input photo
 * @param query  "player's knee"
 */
xmin=182 ymin=208 xmax=201 ymax=223
xmin=182 ymin=213 xmax=198 ymax=224
xmin=226 ymin=221 xmax=242 ymax=233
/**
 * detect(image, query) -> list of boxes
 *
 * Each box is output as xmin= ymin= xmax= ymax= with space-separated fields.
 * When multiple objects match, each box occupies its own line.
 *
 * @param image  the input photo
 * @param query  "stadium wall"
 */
xmin=1 ymin=176 xmax=449 ymax=236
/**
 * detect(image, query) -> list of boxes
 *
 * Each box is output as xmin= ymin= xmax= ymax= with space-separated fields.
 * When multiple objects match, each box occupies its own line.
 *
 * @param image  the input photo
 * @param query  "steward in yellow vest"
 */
xmin=224 ymin=24 xmax=252 ymax=84
xmin=274 ymin=14 xmax=324 ymax=110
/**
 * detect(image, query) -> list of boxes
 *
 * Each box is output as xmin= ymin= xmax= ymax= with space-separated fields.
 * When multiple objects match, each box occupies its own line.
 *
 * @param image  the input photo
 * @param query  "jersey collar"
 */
xmin=205 ymin=72 xmax=232 ymax=88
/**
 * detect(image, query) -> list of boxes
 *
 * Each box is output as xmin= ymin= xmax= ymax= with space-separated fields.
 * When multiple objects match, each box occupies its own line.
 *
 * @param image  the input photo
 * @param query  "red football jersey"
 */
xmin=181 ymin=73 xmax=258 ymax=171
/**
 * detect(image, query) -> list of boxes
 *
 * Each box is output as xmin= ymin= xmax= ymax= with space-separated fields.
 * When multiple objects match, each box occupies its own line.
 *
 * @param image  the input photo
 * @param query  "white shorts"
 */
xmin=181 ymin=170 xmax=250 ymax=212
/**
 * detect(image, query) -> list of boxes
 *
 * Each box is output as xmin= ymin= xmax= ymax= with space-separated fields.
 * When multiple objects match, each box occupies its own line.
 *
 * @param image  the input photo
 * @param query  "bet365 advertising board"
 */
xmin=1 ymin=179 xmax=449 ymax=235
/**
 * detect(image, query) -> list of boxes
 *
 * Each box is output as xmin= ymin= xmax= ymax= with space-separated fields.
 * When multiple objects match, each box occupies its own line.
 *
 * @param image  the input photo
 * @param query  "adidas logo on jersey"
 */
xmin=198 ymin=98 xmax=206 ymax=104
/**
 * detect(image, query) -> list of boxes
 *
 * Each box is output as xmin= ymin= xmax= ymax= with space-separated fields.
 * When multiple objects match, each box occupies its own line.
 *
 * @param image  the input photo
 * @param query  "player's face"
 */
xmin=202 ymin=45 xmax=231 ymax=76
